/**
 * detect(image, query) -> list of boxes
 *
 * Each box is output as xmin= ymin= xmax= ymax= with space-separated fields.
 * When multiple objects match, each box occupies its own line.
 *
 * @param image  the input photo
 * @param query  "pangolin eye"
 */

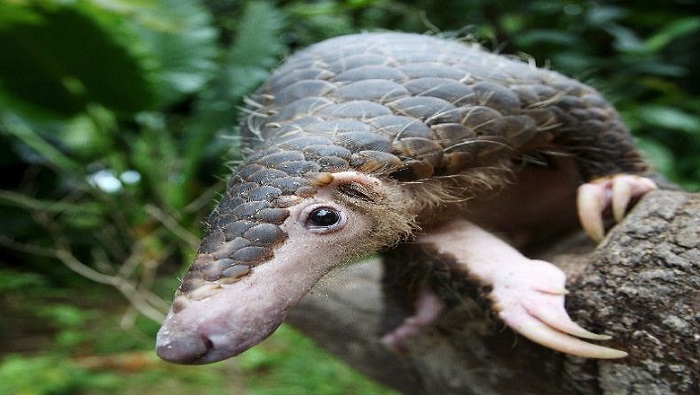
xmin=306 ymin=207 xmax=344 ymax=229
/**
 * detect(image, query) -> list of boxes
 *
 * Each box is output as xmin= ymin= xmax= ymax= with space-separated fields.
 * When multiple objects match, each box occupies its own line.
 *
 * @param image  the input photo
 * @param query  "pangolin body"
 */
xmin=157 ymin=32 xmax=651 ymax=364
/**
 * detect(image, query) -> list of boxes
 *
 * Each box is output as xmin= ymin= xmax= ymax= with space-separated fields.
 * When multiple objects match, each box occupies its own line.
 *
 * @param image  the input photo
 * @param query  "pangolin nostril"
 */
xmin=202 ymin=336 xmax=214 ymax=351
xmin=155 ymin=333 xmax=213 ymax=364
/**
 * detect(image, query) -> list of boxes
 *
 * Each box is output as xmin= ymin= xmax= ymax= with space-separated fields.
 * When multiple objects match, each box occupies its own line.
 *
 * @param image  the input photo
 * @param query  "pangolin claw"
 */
xmin=577 ymin=175 xmax=658 ymax=242
xmin=522 ymin=297 xmax=612 ymax=341
xmin=514 ymin=320 xmax=628 ymax=359
xmin=492 ymin=258 xmax=626 ymax=358
xmin=495 ymin=286 xmax=626 ymax=358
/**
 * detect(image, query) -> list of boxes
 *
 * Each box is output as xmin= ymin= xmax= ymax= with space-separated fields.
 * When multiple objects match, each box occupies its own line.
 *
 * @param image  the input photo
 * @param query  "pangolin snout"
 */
xmin=156 ymin=311 xmax=287 ymax=364
xmin=155 ymin=329 xmax=212 ymax=364
xmin=156 ymin=271 xmax=292 ymax=364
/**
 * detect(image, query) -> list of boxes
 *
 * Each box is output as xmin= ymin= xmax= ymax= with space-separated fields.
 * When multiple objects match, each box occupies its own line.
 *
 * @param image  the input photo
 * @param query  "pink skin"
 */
xmin=156 ymin=172 xmax=383 ymax=364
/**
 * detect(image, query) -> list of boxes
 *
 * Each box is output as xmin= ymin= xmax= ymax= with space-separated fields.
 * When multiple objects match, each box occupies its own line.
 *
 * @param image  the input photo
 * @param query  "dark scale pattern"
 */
xmin=177 ymin=32 xmax=649 ymax=296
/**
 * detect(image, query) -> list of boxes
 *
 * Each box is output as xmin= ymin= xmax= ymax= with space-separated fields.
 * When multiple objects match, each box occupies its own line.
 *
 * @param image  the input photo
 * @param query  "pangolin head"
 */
xmin=156 ymin=137 xmax=417 ymax=364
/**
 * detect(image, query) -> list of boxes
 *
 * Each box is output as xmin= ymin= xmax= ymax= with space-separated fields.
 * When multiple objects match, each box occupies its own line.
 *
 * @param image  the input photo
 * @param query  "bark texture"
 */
xmin=287 ymin=190 xmax=699 ymax=394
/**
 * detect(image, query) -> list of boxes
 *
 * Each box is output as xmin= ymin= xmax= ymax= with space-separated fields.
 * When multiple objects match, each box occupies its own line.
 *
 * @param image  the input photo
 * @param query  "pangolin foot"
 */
xmin=577 ymin=175 xmax=658 ymax=242
xmin=381 ymin=286 xmax=445 ymax=354
xmin=491 ymin=258 xmax=627 ymax=359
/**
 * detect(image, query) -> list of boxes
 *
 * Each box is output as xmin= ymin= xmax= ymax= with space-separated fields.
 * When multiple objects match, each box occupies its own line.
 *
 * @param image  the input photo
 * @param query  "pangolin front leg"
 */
xmin=413 ymin=219 xmax=628 ymax=359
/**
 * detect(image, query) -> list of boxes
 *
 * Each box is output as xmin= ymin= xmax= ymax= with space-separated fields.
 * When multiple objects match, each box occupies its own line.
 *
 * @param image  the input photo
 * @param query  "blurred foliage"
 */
xmin=0 ymin=276 xmax=392 ymax=394
xmin=0 ymin=0 xmax=698 ymax=393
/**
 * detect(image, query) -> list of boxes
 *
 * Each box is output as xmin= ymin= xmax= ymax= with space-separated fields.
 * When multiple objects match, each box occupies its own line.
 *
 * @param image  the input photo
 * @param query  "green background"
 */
xmin=1 ymin=0 xmax=698 ymax=393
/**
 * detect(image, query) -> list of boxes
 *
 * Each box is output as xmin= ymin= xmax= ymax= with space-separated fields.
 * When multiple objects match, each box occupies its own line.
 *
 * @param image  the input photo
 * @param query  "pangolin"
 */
xmin=155 ymin=32 xmax=657 ymax=364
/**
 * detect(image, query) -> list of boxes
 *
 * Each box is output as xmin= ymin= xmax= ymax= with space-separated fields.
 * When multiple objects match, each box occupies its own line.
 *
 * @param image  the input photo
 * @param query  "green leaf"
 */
xmin=104 ymin=0 xmax=219 ymax=106
xmin=0 ymin=3 xmax=156 ymax=117
xmin=1 ymin=113 xmax=82 ymax=171
xmin=37 ymin=304 xmax=95 ymax=328
xmin=182 ymin=0 xmax=285 ymax=181
xmin=605 ymin=24 xmax=646 ymax=53
xmin=0 ymin=0 xmax=218 ymax=118
xmin=635 ymin=137 xmax=675 ymax=177
xmin=514 ymin=29 xmax=578 ymax=47
xmin=0 ymin=270 xmax=48 ymax=292
xmin=0 ymin=189 xmax=103 ymax=216
xmin=634 ymin=105 xmax=700 ymax=135
xmin=585 ymin=5 xmax=627 ymax=27
xmin=131 ymin=114 xmax=186 ymax=210
xmin=644 ymin=17 xmax=700 ymax=53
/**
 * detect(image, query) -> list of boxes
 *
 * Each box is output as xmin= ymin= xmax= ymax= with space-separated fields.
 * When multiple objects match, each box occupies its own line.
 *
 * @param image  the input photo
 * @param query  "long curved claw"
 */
xmin=577 ymin=182 xmax=607 ymax=242
xmin=611 ymin=176 xmax=658 ymax=222
xmin=492 ymin=259 xmax=626 ymax=359
xmin=514 ymin=320 xmax=628 ymax=359
xmin=577 ymin=175 xmax=657 ymax=242
xmin=524 ymin=288 xmax=611 ymax=341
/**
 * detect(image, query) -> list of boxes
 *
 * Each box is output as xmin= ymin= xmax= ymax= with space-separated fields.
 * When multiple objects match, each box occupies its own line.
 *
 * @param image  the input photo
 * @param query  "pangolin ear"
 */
xmin=319 ymin=171 xmax=415 ymax=246
xmin=323 ymin=171 xmax=386 ymax=204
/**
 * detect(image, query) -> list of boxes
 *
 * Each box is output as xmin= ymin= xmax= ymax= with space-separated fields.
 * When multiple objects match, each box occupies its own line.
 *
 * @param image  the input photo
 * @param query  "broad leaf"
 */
xmin=0 ymin=4 xmax=155 ymax=117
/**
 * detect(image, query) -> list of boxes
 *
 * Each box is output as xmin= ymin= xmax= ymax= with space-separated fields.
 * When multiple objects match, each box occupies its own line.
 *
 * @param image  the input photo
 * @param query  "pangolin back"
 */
xmin=241 ymin=32 xmax=647 ymax=181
